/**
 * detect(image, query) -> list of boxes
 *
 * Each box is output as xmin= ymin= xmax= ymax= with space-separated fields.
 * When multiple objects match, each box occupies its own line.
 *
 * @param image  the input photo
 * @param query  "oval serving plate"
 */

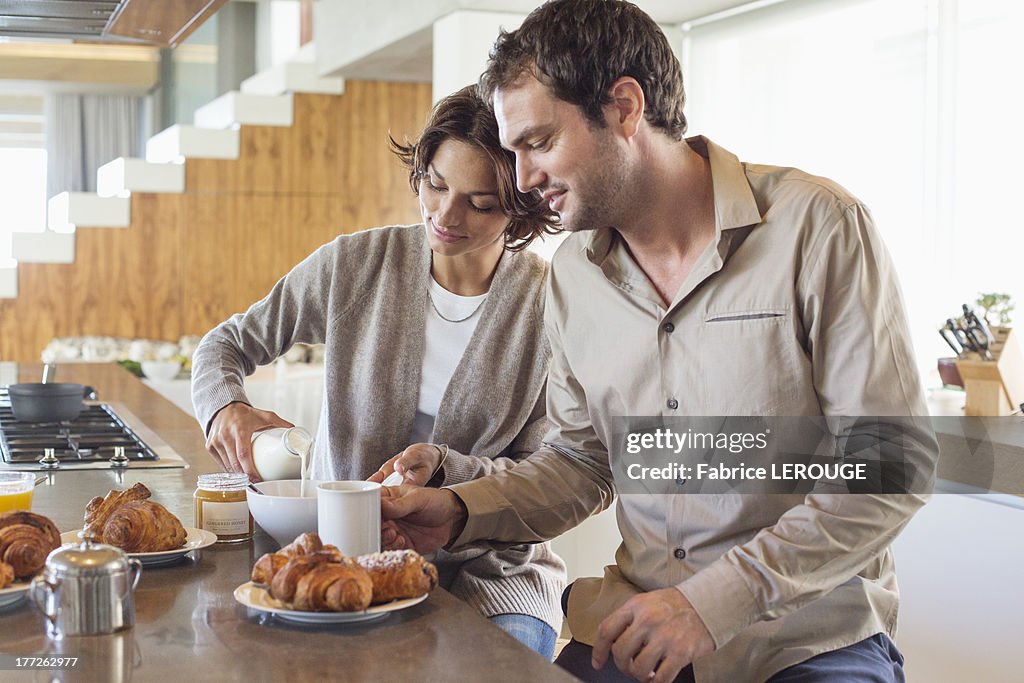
xmin=0 ymin=580 xmax=31 ymax=609
xmin=234 ymin=581 xmax=428 ymax=625
xmin=60 ymin=527 xmax=217 ymax=567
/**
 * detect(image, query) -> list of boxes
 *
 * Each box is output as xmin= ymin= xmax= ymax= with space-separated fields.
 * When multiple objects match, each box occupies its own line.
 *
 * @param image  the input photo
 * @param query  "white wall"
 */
xmin=255 ymin=0 xmax=302 ymax=72
xmin=432 ymin=10 xmax=524 ymax=101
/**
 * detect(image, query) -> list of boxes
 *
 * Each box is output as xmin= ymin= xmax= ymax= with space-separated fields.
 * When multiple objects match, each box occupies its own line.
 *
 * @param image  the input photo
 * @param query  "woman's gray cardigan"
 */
xmin=191 ymin=224 xmax=566 ymax=630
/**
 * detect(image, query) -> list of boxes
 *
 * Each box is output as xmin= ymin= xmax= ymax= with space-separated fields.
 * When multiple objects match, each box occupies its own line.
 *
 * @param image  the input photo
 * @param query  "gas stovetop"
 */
xmin=0 ymin=388 xmax=187 ymax=470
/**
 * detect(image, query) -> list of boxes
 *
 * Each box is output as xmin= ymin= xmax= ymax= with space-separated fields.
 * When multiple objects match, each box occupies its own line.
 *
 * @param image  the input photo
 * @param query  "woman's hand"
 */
xmin=368 ymin=443 xmax=445 ymax=487
xmin=205 ymin=401 xmax=293 ymax=481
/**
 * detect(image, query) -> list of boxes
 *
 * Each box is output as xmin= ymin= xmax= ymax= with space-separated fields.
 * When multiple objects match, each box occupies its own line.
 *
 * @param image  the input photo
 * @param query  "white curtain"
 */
xmin=45 ymin=94 xmax=144 ymax=198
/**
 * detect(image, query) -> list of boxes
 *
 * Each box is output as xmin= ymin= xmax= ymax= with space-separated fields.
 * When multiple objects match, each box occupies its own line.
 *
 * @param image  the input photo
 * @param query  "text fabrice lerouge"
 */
xmin=622 ymin=427 xmax=869 ymax=483
xmin=625 ymin=461 xmax=869 ymax=482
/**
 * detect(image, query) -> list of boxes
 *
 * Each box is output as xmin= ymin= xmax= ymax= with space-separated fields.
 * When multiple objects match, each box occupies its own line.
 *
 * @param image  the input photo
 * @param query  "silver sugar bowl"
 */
xmin=31 ymin=535 xmax=143 ymax=638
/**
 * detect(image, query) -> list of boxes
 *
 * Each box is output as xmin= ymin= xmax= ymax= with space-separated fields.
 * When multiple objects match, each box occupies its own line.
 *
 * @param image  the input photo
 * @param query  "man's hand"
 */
xmin=368 ymin=444 xmax=444 ymax=487
xmin=592 ymin=588 xmax=714 ymax=683
xmin=379 ymin=485 xmax=467 ymax=553
xmin=205 ymin=401 xmax=293 ymax=481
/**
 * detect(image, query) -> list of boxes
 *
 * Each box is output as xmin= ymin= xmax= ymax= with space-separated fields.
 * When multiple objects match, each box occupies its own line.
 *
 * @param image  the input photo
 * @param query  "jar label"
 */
xmin=201 ymin=500 xmax=249 ymax=536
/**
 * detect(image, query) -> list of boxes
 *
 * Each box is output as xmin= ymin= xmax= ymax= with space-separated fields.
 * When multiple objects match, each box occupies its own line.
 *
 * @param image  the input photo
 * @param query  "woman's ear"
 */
xmin=605 ymin=77 xmax=646 ymax=139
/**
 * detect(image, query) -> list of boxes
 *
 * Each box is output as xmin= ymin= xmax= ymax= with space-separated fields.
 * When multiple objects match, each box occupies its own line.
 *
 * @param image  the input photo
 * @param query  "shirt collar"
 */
xmin=693 ymin=135 xmax=763 ymax=232
xmin=583 ymin=136 xmax=763 ymax=266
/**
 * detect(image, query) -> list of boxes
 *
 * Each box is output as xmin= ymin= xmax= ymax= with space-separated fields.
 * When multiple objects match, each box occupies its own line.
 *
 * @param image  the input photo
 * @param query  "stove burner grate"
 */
xmin=0 ymin=399 xmax=159 ymax=464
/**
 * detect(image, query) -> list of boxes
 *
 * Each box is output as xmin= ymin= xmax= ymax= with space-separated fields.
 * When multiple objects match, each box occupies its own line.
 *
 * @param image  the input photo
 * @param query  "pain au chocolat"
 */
xmin=0 ymin=510 xmax=61 ymax=579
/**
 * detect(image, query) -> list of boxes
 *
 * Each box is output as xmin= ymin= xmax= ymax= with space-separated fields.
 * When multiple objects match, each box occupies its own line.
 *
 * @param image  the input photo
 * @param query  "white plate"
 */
xmin=0 ymin=579 xmax=31 ymax=608
xmin=234 ymin=581 xmax=429 ymax=624
xmin=61 ymin=527 xmax=217 ymax=566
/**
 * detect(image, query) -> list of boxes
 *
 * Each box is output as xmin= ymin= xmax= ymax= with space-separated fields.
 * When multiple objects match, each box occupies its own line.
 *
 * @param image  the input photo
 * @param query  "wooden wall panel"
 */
xmin=338 ymin=81 xmax=434 ymax=232
xmin=0 ymin=81 xmax=431 ymax=362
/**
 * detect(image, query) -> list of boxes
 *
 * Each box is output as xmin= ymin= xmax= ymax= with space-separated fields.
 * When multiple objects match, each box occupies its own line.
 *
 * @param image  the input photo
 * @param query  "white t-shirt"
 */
xmin=414 ymin=278 xmax=488 ymax=432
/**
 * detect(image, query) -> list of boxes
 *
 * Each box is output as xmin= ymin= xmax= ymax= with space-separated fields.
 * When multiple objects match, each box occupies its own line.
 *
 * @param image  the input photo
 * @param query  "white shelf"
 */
xmin=47 ymin=192 xmax=130 ymax=232
xmin=193 ymin=92 xmax=294 ymax=129
xmin=241 ymin=62 xmax=344 ymax=96
xmin=0 ymin=265 xmax=16 ymax=298
xmin=146 ymin=125 xmax=241 ymax=163
xmin=97 ymin=157 xmax=185 ymax=197
xmin=12 ymin=231 xmax=75 ymax=264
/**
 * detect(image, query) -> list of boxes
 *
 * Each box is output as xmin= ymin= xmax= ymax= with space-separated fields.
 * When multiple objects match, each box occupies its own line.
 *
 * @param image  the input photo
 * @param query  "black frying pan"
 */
xmin=7 ymin=383 xmax=96 ymax=423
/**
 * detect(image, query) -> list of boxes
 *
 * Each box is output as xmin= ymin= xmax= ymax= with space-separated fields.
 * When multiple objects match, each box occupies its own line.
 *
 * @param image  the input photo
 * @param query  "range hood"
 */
xmin=0 ymin=0 xmax=226 ymax=47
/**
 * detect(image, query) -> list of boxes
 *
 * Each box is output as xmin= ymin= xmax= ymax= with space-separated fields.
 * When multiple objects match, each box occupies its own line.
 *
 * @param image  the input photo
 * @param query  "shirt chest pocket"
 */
xmin=697 ymin=308 xmax=813 ymax=415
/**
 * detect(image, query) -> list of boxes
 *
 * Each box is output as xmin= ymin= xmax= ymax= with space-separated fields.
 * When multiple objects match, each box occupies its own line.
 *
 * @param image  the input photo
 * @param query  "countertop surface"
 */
xmin=0 ymin=363 xmax=578 ymax=683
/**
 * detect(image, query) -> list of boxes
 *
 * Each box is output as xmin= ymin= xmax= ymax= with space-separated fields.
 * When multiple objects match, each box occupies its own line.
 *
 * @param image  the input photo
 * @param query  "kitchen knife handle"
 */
xmin=939 ymin=328 xmax=963 ymax=355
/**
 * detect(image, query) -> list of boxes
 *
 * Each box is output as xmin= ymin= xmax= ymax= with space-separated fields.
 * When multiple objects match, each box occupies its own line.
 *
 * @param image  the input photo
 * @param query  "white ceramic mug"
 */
xmin=316 ymin=481 xmax=381 ymax=556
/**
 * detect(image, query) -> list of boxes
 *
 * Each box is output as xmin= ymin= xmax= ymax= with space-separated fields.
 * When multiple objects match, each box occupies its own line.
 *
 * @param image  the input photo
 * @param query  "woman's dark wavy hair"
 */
xmin=390 ymin=85 xmax=560 ymax=251
xmin=479 ymin=0 xmax=687 ymax=139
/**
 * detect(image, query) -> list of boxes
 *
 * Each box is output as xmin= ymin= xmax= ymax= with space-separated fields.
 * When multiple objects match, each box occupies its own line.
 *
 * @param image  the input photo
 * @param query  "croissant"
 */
xmin=100 ymin=501 xmax=187 ymax=552
xmin=253 ymin=533 xmax=347 ymax=586
xmin=357 ymin=550 xmax=438 ymax=603
xmin=252 ymin=552 xmax=290 ymax=586
xmin=279 ymin=532 xmax=323 ymax=557
xmin=270 ymin=554 xmax=333 ymax=604
xmin=0 ymin=560 xmax=14 ymax=588
xmin=84 ymin=483 xmax=151 ymax=541
xmin=291 ymin=561 xmax=373 ymax=612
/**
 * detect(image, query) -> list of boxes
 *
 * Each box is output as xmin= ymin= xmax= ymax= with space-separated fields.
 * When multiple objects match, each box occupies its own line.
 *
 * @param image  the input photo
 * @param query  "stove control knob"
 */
xmin=109 ymin=447 xmax=130 ymax=468
xmin=39 ymin=448 xmax=60 ymax=470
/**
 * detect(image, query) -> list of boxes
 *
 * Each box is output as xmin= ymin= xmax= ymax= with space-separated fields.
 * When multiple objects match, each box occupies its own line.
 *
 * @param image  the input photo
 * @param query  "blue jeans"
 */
xmin=489 ymin=613 xmax=557 ymax=661
xmin=554 ymin=634 xmax=904 ymax=682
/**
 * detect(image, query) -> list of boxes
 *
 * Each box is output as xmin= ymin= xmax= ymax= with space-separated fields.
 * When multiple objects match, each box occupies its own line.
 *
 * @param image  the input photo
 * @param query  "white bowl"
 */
xmin=141 ymin=360 xmax=182 ymax=381
xmin=247 ymin=479 xmax=321 ymax=547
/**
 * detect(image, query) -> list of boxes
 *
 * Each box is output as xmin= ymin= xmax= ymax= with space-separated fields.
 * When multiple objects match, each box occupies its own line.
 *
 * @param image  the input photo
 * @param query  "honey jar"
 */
xmin=194 ymin=473 xmax=253 ymax=543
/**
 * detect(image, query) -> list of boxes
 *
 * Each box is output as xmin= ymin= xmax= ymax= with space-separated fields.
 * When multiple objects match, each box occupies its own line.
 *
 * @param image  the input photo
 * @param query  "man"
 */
xmin=381 ymin=1 xmax=936 ymax=681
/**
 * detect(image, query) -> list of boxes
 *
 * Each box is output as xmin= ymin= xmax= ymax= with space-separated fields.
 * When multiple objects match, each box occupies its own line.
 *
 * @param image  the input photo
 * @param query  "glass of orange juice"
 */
xmin=0 ymin=472 xmax=35 ymax=513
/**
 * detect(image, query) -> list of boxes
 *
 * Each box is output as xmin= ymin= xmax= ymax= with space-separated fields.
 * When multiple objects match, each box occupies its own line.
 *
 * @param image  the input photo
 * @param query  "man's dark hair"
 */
xmin=391 ymin=84 xmax=559 ymax=251
xmin=480 ymin=0 xmax=687 ymax=139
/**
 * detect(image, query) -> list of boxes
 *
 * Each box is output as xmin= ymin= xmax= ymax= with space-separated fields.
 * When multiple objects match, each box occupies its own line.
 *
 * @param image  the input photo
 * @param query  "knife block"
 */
xmin=955 ymin=327 xmax=1024 ymax=416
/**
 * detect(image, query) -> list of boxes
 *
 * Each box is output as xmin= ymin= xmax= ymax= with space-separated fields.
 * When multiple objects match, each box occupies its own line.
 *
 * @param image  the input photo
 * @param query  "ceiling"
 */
xmin=467 ymin=0 xmax=759 ymax=24
xmin=0 ymin=0 xmax=228 ymax=46
xmin=0 ymin=0 xmax=761 ymax=90
xmin=0 ymin=0 xmax=757 ymax=45
xmin=0 ymin=1 xmax=134 ymax=43
xmin=324 ymin=0 xmax=761 ymax=83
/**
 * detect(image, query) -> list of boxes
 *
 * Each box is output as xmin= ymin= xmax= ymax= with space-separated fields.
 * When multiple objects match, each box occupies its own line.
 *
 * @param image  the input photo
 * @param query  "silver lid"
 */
xmin=46 ymin=536 xmax=131 ymax=578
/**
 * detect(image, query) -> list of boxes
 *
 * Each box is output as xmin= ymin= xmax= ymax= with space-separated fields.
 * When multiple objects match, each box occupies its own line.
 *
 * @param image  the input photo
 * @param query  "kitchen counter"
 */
xmin=0 ymin=364 xmax=578 ymax=683
xmin=925 ymin=386 xmax=1024 ymax=505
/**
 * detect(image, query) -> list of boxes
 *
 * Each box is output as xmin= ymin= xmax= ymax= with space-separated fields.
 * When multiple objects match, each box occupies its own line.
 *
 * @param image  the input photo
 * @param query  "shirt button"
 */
xmin=667 ymin=398 xmax=679 ymax=410
xmin=674 ymin=548 xmax=687 ymax=560
xmin=662 ymin=322 xmax=675 ymax=334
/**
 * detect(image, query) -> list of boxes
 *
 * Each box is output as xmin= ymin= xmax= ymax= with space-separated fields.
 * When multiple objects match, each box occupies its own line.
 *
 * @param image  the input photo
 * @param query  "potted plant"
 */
xmin=975 ymin=292 xmax=1014 ymax=327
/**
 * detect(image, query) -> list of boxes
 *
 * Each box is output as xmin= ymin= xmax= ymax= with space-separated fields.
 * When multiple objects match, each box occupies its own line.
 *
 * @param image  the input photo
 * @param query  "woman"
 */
xmin=190 ymin=86 xmax=564 ymax=657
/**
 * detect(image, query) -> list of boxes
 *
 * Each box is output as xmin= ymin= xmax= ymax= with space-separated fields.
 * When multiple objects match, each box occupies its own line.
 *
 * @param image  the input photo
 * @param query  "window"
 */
xmin=682 ymin=0 xmax=1023 ymax=377
xmin=0 ymin=95 xmax=47 ymax=266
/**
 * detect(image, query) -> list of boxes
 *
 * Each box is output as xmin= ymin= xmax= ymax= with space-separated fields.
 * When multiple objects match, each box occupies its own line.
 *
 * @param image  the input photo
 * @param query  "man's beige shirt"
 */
xmin=449 ymin=137 xmax=936 ymax=682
